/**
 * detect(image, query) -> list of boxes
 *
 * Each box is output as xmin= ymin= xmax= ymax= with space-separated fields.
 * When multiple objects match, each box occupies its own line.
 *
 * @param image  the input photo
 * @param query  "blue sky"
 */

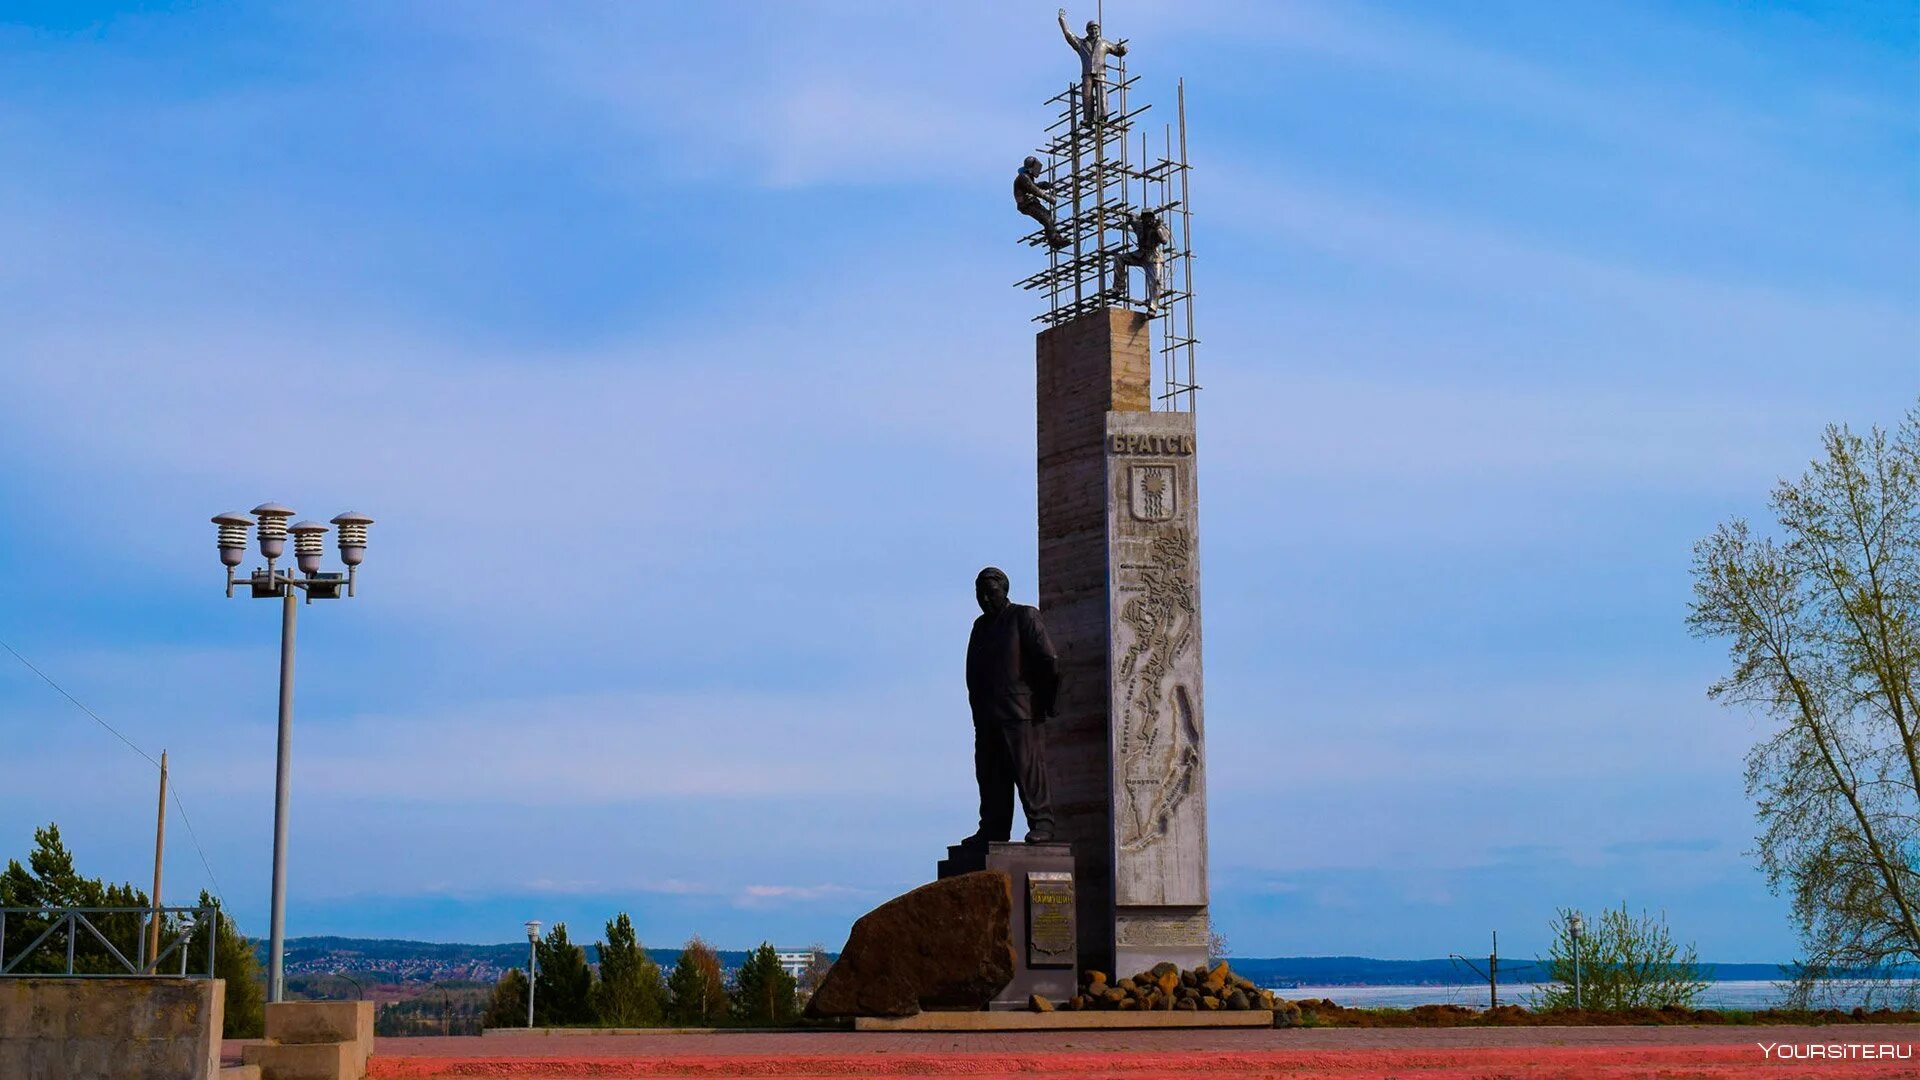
xmin=1 ymin=1 xmax=1913 ymax=962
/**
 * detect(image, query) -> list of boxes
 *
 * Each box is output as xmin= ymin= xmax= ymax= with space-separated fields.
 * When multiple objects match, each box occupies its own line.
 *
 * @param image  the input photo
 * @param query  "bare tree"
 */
xmin=796 ymin=942 xmax=833 ymax=1000
xmin=1689 ymin=403 xmax=1920 ymax=1006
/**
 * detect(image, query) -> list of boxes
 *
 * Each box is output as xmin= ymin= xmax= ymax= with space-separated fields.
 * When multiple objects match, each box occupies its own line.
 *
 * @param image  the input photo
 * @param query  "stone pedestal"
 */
xmin=984 ymin=842 xmax=1078 ymax=1009
xmin=936 ymin=842 xmax=986 ymax=880
xmin=1036 ymin=307 xmax=1209 ymax=977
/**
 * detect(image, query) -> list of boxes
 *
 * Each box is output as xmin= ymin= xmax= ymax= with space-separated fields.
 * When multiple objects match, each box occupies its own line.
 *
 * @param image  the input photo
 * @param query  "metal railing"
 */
xmin=0 ymin=905 xmax=219 ymax=979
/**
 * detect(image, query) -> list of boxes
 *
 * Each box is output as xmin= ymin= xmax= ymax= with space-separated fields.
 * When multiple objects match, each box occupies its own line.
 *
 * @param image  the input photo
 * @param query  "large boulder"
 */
xmin=805 ymin=870 xmax=1015 ymax=1018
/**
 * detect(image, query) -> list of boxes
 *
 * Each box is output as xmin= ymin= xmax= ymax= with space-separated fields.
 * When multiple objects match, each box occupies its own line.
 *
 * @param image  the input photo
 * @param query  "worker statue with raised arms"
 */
xmin=961 ymin=567 xmax=1061 ymax=847
xmin=1058 ymin=7 xmax=1126 ymax=129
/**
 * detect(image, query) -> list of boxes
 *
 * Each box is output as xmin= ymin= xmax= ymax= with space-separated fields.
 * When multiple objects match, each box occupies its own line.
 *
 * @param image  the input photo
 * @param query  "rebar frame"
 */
xmin=1017 ymin=52 xmax=1200 ymax=412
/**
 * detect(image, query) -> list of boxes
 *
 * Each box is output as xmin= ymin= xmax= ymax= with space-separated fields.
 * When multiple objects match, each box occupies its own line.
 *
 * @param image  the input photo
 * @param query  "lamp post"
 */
xmin=213 ymin=503 xmax=373 ymax=1003
xmin=524 ymin=920 xmax=542 ymax=1029
xmin=1568 ymin=912 xmax=1585 ymax=1010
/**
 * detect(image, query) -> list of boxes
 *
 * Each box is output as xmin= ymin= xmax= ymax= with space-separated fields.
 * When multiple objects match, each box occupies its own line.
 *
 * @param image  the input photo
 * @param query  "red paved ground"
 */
xmin=223 ymin=1026 xmax=1920 ymax=1078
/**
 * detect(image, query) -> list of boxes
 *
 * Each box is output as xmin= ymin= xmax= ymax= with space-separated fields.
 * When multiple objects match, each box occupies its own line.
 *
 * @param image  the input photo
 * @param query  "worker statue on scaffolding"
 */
xmin=1014 ymin=156 xmax=1070 ymax=250
xmin=1113 ymin=208 xmax=1171 ymax=315
xmin=1058 ymin=8 xmax=1126 ymax=129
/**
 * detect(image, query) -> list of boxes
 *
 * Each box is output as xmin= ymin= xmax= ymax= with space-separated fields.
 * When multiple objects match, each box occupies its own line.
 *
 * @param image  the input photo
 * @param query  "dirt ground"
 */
xmin=226 ymin=1026 xmax=1920 ymax=1078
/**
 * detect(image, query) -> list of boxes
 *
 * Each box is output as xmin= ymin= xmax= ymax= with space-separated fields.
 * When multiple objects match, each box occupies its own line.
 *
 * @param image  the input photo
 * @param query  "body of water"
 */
xmin=1276 ymin=980 xmax=1916 ymax=1011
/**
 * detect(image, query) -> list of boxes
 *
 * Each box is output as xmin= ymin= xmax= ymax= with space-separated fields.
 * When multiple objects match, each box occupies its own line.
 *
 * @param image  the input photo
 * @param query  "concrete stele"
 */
xmin=1035 ymin=306 xmax=1210 ymax=976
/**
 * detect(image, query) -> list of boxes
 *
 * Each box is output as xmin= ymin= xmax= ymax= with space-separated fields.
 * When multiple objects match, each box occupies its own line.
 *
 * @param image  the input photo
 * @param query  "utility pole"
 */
xmin=1450 ymin=930 xmax=1501 ymax=1012
xmin=147 ymin=750 xmax=168 ymax=964
xmin=1490 ymin=930 xmax=1499 ymax=1010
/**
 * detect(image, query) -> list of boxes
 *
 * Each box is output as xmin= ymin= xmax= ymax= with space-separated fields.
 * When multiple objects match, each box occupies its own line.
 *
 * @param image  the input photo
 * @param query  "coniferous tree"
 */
xmin=730 ymin=942 xmax=798 ymax=1025
xmin=0 ymin=824 xmax=265 ymax=1035
xmin=483 ymin=969 xmax=530 ymax=1029
xmin=186 ymin=889 xmax=265 ymax=1037
xmin=0 ymin=824 xmax=148 ymax=975
xmin=665 ymin=936 xmax=727 ymax=1024
xmin=591 ymin=912 xmax=665 ymax=1026
xmin=533 ymin=923 xmax=594 ymax=1025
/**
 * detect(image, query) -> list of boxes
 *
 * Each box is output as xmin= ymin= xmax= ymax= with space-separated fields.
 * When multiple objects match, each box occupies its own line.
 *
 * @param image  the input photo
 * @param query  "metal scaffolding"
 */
xmin=1017 ymin=54 xmax=1200 ymax=413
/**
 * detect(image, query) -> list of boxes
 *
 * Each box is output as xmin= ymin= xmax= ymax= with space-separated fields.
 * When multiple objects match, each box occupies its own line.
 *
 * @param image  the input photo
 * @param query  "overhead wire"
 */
xmin=1 ymin=637 xmax=227 ymax=910
xmin=2 ymin=638 xmax=159 ymax=770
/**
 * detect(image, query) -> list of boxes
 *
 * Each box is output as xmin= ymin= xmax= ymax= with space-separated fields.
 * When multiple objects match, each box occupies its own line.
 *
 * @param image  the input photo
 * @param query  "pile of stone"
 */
xmin=1041 ymin=961 xmax=1276 ymax=1012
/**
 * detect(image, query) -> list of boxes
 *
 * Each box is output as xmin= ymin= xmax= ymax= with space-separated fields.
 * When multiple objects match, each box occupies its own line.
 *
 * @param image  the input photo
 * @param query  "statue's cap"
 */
xmin=976 ymin=566 xmax=1010 ymax=587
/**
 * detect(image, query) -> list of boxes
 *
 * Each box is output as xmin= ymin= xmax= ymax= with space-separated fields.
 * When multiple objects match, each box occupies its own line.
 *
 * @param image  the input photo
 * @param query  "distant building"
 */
xmin=775 ymin=948 xmax=818 ymax=981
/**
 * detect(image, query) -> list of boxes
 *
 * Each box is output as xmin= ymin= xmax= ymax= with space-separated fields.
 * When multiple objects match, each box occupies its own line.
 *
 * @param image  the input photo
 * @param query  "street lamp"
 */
xmin=212 ymin=502 xmax=373 ymax=1003
xmin=525 ymin=920 xmax=542 ymax=1029
xmin=1568 ymin=912 xmax=1585 ymax=1010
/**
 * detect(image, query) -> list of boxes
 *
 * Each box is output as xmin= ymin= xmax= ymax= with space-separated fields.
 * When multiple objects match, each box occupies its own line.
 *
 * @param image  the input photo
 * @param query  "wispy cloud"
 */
xmin=736 ymin=884 xmax=864 ymax=908
xmin=1 ymin=0 xmax=1908 ymax=959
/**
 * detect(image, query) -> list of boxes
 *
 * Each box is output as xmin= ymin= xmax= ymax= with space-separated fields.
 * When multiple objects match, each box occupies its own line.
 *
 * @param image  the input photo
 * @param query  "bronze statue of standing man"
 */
xmin=1058 ymin=8 xmax=1126 ymax=129
xmin=963 ymin=567 xmax=1060 ymax=846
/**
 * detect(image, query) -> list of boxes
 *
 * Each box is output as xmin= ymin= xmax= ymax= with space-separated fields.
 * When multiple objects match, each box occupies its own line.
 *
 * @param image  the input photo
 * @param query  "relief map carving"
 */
xmin=1115 ymin=526 xmax=1202 ymax=854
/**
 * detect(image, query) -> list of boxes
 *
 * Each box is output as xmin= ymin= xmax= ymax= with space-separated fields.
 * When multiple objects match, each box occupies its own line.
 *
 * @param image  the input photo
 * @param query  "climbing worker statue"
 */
xmin=1112 ymin=208 xmax=1171 ymax=314
xmin=1014 ymin=156 xmax=1070 ymax=250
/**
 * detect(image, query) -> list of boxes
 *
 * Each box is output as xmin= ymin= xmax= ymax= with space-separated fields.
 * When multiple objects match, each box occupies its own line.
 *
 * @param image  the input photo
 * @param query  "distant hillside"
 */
xmin=272 ymin=937 xmax=1800 ymax=986
xmin=1227 ymin=956 xmax=1795 ymax=985
xmin=266 ymin=936 xmax=761 ymax=982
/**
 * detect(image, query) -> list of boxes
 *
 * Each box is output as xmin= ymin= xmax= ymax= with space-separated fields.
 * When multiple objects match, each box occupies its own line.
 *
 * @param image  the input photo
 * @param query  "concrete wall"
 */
xmin=1036 ymin=306 xmax=1211 ymax=977
xmin=1036 ymin=306 xmax=1152 ymax=975
xmin=0 ymin=977 xmax=224 ymax=1080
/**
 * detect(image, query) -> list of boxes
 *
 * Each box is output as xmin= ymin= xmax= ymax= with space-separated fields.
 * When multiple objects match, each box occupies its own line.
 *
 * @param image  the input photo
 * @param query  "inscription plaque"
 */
xmin=1027 ymin=871 xmax=1076 ymax=967
xmin=1116 ymin=910 xmax=1211 ymax=948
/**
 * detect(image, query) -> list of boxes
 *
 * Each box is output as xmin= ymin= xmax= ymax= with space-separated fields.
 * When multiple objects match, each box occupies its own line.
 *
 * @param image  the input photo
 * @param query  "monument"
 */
xmin=1017 ymin=11 xmax=1209 ymax=978
xmin=811 ymin=10 xmax=1211 ymax=1017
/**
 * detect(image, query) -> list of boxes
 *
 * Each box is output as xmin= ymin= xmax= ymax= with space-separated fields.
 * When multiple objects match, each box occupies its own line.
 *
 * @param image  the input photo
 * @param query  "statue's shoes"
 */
xmin=1024 ymin=829 xmax=1056 ymax=843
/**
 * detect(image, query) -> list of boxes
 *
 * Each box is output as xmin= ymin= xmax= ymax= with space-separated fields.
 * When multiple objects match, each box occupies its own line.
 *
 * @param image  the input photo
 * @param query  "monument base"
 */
xmin=983 ymin=842 xmax=1077 ymax=1010
xmin=1114 ymin=907 xmax=1210 ymax=977
xmin=936 ymin=842 xmax=987 ymax=880
xmin=854 ymin=1009 xmax=1272 ymax=1031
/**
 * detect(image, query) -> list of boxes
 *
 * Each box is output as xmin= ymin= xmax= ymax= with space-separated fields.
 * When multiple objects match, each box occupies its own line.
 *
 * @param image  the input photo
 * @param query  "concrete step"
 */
xmin=241 ymin=1040 xmax=359 ymax=1080
xmin=219 ymin=1066 xmax=263 ymax=1080
xmin=265 ymin=1000 xmax=373 ymax=1045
